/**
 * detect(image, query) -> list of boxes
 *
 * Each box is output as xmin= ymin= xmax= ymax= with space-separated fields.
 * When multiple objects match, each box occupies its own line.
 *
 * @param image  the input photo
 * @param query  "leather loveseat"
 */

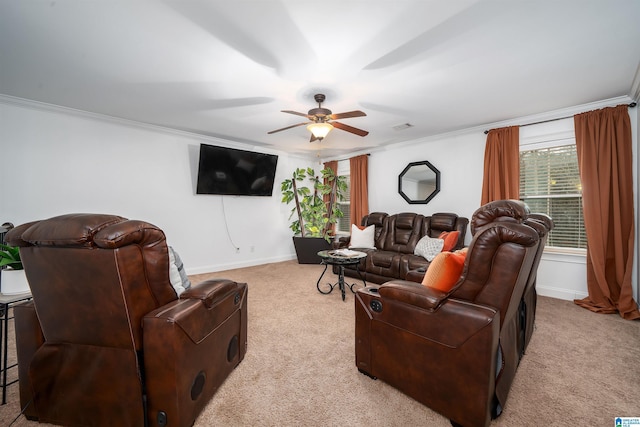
xmin=354 ymin=200 xmax=552 ymax=427
xmin=336 ymin=212 xmax=468 ymax=284
xmin=6 ymin=214 xmax=248 ymax=427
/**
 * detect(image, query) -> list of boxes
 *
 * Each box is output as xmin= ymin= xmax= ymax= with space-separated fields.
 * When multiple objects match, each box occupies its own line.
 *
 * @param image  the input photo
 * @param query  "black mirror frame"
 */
xmin=398 ymin=160 xmax=441 ymax=204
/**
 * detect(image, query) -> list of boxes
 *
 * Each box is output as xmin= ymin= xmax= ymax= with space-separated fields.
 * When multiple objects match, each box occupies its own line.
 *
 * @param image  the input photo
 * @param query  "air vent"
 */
xmin=392 ymin=123 xmax=414 ymax=131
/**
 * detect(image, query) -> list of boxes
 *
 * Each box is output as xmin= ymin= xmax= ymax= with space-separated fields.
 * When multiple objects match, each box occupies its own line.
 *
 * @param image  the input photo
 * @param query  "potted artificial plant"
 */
xmin=281 ymin=167 xmax=347 ymax=264
xmin=0 ymin=243 xmax=30 ymax=295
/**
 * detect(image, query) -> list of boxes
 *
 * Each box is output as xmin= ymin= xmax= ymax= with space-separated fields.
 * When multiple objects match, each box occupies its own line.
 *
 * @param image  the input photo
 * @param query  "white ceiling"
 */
xmin=1 ymin=0 xmax=639 ymax=158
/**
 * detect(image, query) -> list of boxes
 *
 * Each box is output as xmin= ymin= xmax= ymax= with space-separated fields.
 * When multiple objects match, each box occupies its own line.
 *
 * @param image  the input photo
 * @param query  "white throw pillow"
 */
xmin=168 ymin=246 xmax=192 ymax=296
xmin=349 ymin=224 xmax=376 ymax=249
xmin=414 ymin=235 xmax=445 ymax=261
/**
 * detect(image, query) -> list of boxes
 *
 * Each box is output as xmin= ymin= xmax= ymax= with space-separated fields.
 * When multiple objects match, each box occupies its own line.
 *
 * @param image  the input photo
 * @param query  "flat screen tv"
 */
xmin=196 ymin=144 xmax=278 ymax=196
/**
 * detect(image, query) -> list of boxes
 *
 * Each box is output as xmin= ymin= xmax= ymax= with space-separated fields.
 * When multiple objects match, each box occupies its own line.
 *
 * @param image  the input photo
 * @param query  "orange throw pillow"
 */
xmin=421 ymin=250 xmax=466 ymax=292
xmin=438 ymin=231 xmax=460 ymax=252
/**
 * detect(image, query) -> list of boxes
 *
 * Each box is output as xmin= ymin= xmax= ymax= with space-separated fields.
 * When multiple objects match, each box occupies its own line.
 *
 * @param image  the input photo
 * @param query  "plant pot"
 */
xmin=292 ymin=237 xmax=332 ymax=264
xmin=1 ymin=269 xmax=30 ymax=295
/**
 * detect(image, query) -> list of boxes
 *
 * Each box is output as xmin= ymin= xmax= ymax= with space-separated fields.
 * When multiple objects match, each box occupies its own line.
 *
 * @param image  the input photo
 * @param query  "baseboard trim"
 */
xmin=189 ymin=254 xmax=297 ymax=275
xmin=537 ymin=285 xmax=588 ymax=301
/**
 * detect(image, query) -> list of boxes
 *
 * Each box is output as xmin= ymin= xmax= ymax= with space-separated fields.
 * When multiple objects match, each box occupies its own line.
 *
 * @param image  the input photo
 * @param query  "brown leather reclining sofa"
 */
xmin=336 ymin=212 xmax=469 ymax=284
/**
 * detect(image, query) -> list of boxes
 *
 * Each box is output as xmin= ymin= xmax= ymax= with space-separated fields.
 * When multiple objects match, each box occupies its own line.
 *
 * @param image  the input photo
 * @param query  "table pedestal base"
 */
xmin=316 ymin=263 xmax=366 ymax=301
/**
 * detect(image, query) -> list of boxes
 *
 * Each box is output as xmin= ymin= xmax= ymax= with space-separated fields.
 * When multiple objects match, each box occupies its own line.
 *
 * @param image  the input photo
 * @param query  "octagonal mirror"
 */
xmin=398 ymin=161 xmax=440 ymax=204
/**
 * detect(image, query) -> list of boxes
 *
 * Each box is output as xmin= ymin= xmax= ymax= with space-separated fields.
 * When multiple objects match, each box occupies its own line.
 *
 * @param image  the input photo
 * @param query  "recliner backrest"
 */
xmin=8 ymin=213 xmax=177 ymax=350
xmin=451 ymin=200 xmax=539 ymax=324
xmin=523 ymin=213 xmax=554 ymax=292
xmin=470 ymin=199 xmax=529 ymax=235
xmin=519 ymin=213 xmax=554 ymax=354
xmin=423 ymin=212 xmax=469 ymax=249
xmin=451 ymin=221 xmax=539 ymax=326
xmin=361 ymin=212 xmax=388 ymax=246
xmin=380 ymin=213 xmax=424 ymax=253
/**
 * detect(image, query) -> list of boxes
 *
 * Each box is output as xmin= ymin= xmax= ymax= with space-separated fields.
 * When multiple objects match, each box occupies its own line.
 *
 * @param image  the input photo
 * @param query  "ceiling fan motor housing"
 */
xmin=268 ymin=92 xmax=368 ymax=137
xmin=309 ymin=94 xmax=331 ymax=120
xmin=308 ymin=107 xmax=332 ymax=120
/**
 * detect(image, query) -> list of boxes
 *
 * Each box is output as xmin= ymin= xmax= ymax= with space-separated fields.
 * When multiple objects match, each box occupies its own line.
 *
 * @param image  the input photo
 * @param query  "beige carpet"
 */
xmin=1 ymin=260 xmax=639 ymax=426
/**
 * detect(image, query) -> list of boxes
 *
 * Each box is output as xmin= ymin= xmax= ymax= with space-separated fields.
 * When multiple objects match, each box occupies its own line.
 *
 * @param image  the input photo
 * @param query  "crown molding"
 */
xmin=481 ymin=95 xmax=634 ymax=130
xmin=0 ymin=94 xmax=189 ymax=136
xmin=0 ymin=94 xmax=284 ymax=155
xmin=3 ymin=93 xmax=634 ymax=164
xmin=382 ymin=95 xmax=635 ymax=153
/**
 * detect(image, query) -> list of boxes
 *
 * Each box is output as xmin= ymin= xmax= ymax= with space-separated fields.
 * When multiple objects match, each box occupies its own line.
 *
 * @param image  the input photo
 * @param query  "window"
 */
xmin=335 ymin=160 xmax=351 ymax=234
xmin=336 ymin=175 xmax=351 ymax=234
xmin=520 ymin=143 xmax=586 ymax=250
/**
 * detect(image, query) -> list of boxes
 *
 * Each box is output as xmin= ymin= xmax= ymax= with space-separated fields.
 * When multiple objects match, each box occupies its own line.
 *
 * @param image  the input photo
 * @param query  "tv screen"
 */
xmin=196 ymin=144 xmax=278 ymax=196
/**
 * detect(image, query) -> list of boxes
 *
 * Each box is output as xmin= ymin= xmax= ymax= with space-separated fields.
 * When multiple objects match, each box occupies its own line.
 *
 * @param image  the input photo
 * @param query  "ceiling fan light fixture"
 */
xmin=269 ymin=94 xmax=367 ymax=139
xmin=307 ymin=122 xmax=333 ymax=140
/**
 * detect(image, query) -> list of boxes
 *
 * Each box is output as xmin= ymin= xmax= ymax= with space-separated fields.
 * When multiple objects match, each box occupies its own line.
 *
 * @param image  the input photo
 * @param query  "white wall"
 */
xmin=368 ymin=131 xmax=484 ymax=223
xmin=365 ymin=102 xmax=638 ymax=301
xmin=2 ymin=96 xmax=637 ymax=302
xmin=1 ymin=99 xmax=316 ymax=274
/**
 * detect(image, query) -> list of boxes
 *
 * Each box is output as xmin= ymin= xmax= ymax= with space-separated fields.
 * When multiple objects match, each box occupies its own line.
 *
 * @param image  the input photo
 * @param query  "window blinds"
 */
xmin=520 ymin=144 xmax=587 ymax=249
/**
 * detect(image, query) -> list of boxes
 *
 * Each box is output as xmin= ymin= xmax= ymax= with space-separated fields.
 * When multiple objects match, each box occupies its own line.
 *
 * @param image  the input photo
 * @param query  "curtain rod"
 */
xmin=483 ymin=102 xmax=637 ymax=134
xmin=326 ymin=153 xmax=370 ymax=164
xmin=334 ymin=153 xmax=370 ymax=160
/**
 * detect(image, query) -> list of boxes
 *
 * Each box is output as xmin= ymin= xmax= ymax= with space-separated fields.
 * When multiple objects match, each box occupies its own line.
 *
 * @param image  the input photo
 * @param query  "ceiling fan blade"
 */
xmin=282 ymin=110 xmax=311 ymax=118
xmin=331 ymin=121 xmax=369 ymax=137
xmin=329 ymin=110 xmax=367 ymax=120
xmin=267 ymin=122 xmax=309 ymax=134
xmin=310 ymin=134 xmax=319 ymax=143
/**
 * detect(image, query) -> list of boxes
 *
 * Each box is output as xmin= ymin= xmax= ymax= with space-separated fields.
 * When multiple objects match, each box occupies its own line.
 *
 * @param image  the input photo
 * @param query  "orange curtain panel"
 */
xmin=349 ymin=155 xmax=369 ymax=227
xmin=574 ymin=105 xmax=640 ymax=319
xmin=573 ymin=105 xmax=639 ymax=320
xmin=480 ymin=126 xmax=520 ymax=205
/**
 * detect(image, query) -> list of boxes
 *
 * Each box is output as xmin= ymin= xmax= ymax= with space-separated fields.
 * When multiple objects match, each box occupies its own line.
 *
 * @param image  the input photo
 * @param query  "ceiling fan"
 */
xmin=268 ymin=94 xmax=369 ymax=142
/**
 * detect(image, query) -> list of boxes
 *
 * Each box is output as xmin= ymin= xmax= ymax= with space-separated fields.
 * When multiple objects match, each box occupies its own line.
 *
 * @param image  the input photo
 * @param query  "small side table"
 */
xmin=0 ymin=292 xmax=32 ymax=405
xmin=316 ymin=250 xmax=367 ymax=301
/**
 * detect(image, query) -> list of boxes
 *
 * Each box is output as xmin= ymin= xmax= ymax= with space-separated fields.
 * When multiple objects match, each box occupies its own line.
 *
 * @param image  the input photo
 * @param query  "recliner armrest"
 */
xmin=147 ymin=279 xmax=246 ymax=344
xmin=180 ymin=278 xmax=239 ymax=309
xmin=143 ymin=280 xmax=247 ymax=427
xmin=357 ymin=286 xmax=499 ymax=350
xmin=378 ymin=280 xmax=448 ymax=310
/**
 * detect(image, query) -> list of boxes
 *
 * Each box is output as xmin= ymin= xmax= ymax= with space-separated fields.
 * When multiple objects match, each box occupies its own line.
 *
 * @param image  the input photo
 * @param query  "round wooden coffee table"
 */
xmin=316 ymin=250 xmax=367 ymax=301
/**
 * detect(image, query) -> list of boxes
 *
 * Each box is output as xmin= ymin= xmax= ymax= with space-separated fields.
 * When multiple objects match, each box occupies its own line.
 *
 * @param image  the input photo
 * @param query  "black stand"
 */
xmin=0 ymin=293 xmax=32 ymax=404
xmin=316 ymin=260 xmax=366 ymax=301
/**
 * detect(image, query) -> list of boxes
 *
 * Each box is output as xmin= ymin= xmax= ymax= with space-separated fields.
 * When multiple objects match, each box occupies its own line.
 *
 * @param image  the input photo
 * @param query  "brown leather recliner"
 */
xmin=355 ymin=200 xmax=546 ymax=427
xmin=6 ymin=214 xmax=248 ymax=427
